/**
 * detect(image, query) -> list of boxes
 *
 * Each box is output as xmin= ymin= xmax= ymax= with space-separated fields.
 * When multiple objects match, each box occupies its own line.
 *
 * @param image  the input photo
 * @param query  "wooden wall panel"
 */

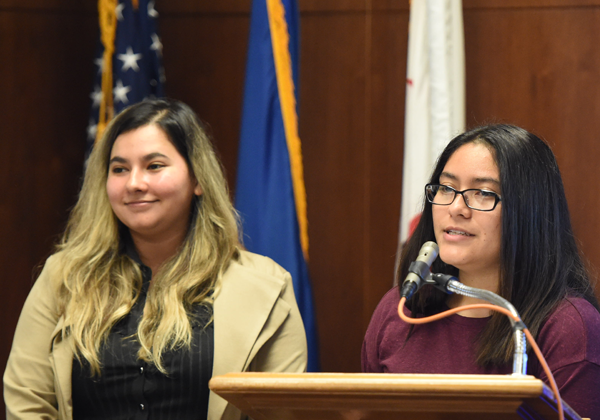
xmin=463 ymin=6 xmax=600 ymax=284
xmin=160 ymin=12 xmax=250 ymax=189
xmin=299 ymin=11 xmax=369 ymax=372
xmin=0 ymin=1 xmax=95 ymax=11
xmin=366 ymin=6 xmax=409 ymax=350
xmin=0 ymin=5 xmax=95 ymax=418
xmin=464 ymin=0 xmax=600 ymax=8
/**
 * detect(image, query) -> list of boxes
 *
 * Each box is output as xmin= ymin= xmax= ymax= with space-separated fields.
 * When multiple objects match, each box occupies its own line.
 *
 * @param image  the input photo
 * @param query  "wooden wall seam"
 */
xmin=363 ymin=0 xmax=373 ymax=334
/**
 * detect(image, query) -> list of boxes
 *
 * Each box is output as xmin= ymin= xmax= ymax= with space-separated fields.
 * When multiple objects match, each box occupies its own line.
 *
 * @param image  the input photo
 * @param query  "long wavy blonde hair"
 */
xmin=56 ymin=99 xmax=240 ymax=374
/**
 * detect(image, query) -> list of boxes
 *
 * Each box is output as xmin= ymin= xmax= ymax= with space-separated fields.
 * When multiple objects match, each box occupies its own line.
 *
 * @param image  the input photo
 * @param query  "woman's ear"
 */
xmin=194 ymin=182 xmax=203 ymax=196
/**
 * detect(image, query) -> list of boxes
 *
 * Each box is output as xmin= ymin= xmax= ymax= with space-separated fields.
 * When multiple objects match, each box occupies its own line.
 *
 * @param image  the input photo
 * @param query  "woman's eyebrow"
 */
xmin=439 ymin=171 xmax=458 ymax=181
xmin=108 ymin=152 xmax=169 ymax=165
xmin=143 ymin=152 xmax=168 ymax=161
xmin=472 ymin=176 xmax=500 ymax=186
xmin=108 ymin=156 xmax=127 ymax=165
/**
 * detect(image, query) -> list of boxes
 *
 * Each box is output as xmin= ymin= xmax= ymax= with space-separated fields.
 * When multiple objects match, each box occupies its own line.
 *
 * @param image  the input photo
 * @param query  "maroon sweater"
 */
xmin=362 ymin=288 xmax=600 ymax=418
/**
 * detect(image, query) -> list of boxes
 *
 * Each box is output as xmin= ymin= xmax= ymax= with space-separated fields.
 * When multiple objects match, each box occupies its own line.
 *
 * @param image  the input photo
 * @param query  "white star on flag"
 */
xmin=113 ymin=80 xmax=132 ymax=104
xmin=150 ymin=34 xmax=163 ymax=56
xmin=94 ymin=57 xmax=104 ymax=75
xmin=87 ymin=0 xmax=165 ymax=149
xmin=90 ymin=86 xmax=103 ymax=108
xmin=116 ymin=3 xmax=125 ymax=21
xmin=117 ymin=47 xmax=142 ymax=72
xmin=148 ymin=1 xmax=158 ymax=18
xmin=87 ymin=119 xmax=98 ymax=141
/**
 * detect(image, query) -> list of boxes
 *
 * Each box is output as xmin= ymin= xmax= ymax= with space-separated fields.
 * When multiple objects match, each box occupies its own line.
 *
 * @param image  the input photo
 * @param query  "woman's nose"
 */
xmin=126 ymin=168 xmax=148 ymax=191
xmin=448 ymin=192 xmax=471 ymax=217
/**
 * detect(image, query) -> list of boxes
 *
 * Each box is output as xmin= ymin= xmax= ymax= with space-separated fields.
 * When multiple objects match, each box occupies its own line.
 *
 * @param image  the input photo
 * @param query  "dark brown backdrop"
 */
xmin=2 ymin=0 xmax=600 ymax=417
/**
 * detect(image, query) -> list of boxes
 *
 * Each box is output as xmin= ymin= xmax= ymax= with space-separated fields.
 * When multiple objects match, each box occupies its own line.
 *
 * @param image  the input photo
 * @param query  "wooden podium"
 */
xmin=209 ymin=372 xmax=583 ymax=420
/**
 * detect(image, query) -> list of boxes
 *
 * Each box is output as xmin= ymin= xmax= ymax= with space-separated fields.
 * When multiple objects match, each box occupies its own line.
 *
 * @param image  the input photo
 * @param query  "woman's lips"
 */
xmin=444 ymin=228 xmax=474 ymax=237
xmin=125 ymin=200 xmax=158 ymax=207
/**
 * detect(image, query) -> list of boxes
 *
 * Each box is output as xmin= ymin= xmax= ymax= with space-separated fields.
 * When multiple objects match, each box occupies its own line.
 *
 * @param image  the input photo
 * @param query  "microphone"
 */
xmin=400 ymin=241 xmax=439 ymax=300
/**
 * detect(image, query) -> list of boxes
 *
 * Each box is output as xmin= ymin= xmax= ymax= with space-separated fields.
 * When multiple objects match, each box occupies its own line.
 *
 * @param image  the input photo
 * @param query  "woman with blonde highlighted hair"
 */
xmin=4 ymin=99 xmax=307 ymax=420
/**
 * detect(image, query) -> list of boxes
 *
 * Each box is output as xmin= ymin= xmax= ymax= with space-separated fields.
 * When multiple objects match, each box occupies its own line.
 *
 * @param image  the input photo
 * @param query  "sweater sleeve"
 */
xmin=528 ymin=298 xmax=600 ymax=419
xmin=362 ymin=288 xmax=400 ymax=373
xmin=4 ymin=256 xmax=61 ymax=420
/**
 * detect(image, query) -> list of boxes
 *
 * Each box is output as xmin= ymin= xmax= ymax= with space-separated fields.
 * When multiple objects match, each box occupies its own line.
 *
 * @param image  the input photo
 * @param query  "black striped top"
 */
xmin=72 ymin=261 xmax=214 ymax=420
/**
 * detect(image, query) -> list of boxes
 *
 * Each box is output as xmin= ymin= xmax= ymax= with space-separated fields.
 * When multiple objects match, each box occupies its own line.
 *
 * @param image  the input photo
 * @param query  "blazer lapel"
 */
xmin=212 ymin=258 xmax=286 ymax=374
xmin=49 ymin=316 xmax=74 ymax=420
xmin=209 ymin=255 xmax=289 ymax=420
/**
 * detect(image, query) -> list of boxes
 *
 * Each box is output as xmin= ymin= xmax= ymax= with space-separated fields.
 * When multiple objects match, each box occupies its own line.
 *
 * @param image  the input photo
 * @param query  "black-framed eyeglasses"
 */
xmin=425 ymin=184 xmax=502 ymax=211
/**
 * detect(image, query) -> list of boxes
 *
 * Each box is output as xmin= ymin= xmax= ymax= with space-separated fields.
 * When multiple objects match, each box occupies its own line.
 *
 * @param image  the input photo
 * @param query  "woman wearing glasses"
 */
xmin=362 ymin=124 xmax=600 ymax=417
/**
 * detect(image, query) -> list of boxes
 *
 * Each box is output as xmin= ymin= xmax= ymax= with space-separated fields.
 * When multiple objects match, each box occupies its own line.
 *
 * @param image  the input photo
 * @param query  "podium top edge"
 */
xmin=212 ymin=372 xmax=541 ymax=382
xmin=209 ymin=372 xmax=545 ymax=396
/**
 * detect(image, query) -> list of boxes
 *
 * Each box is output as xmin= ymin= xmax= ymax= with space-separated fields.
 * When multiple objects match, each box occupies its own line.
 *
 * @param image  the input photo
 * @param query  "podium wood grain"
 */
xmin=209 ymin=373 xmax=582 ymax=420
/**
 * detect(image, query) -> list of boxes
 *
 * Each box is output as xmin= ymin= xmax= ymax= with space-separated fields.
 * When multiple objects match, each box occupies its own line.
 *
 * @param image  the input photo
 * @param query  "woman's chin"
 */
xmin=438 ymin=251 xmax=468 ymax=271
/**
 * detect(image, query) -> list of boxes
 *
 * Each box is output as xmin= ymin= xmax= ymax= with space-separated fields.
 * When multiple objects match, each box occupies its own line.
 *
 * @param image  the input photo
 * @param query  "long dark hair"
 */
xmin=398 ymin=124 xmax=598 ymax=366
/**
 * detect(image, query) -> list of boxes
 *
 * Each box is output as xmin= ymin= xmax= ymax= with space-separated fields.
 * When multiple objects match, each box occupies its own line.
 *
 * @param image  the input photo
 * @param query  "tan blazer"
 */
xmin=4 ymin=251 xmax=308 ymax=420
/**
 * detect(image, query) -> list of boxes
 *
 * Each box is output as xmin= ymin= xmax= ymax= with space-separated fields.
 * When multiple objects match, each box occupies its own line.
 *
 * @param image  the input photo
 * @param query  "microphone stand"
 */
xmin=427 ymin=273 xmax=528 ymax=376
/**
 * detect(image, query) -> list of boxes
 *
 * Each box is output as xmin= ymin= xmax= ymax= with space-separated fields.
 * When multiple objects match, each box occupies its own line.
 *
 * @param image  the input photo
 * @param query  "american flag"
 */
xmin=87 ymin=0 xmax=165 ymax=147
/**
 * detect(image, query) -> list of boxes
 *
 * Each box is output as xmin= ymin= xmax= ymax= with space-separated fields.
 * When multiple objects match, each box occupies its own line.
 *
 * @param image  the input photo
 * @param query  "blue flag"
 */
xmin=235 ymin=0 xmax=319 ymax=372
xmin=87 ymin=0 xmax=165 ymax=146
